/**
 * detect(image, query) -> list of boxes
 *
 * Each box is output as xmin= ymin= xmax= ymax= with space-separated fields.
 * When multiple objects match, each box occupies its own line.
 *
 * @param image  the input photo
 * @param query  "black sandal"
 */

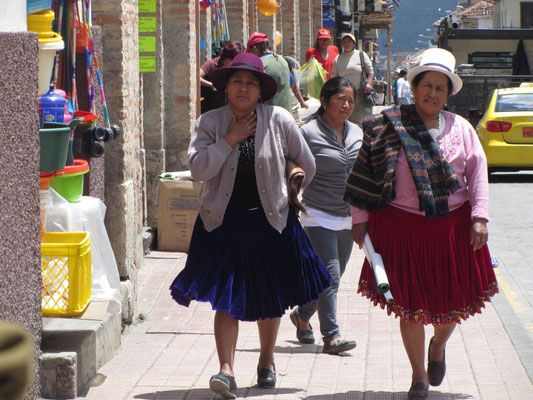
xmin=290 ymin=309 xmax=315 ymax=344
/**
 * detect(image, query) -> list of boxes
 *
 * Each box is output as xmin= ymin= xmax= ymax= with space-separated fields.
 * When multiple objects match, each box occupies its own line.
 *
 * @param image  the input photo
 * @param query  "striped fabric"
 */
xmin=344 ymin=105 xmax=461 ymax=218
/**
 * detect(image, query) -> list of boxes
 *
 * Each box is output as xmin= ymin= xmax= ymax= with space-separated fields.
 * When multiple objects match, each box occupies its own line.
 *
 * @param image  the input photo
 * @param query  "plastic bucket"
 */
xmin=27 ymin=10 xmax=55 ymax=37
xmin=39 ymin=188 xmax=52 ymax=242
xmin=50 ymin=159 xmax=90 ymax=203
xmin=39 ymin=171 xmax=55 ymax=190
xmin=39 ymin=126 xmax=70 ymax=172
xmin=38 ymin=37 xmax=64 ymax=95
xmin=42 ymin=118 xmax=83 ymax=166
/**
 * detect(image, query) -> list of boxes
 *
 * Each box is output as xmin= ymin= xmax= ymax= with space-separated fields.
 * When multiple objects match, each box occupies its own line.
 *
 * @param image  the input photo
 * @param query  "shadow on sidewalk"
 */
xmin=237 ymin=344 xmax=356 ymax=356
xmin=132 ymin=388 xmax=473 ymax=399
xmin=304 ymin=390 xmax=473 ymax=399
xmin=133 ymin=387 xmax=302 ymax=399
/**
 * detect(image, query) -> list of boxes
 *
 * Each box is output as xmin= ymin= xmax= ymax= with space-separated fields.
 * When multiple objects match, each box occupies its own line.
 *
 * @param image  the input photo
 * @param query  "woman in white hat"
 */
xmin=331 ymin=33 xmax=374 ymax=128
xmin=346 ymin=48 xmax=498 ymax=399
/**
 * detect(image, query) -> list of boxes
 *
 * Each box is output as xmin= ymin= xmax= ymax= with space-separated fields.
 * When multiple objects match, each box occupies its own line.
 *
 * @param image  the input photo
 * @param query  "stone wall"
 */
xmin=0 ymin=32 xmax=42 ymax=400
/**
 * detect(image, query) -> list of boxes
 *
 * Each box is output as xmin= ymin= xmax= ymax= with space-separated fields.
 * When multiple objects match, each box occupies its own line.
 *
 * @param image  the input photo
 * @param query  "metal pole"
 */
xmin=387 ymin=23 xmax=391 ymax=105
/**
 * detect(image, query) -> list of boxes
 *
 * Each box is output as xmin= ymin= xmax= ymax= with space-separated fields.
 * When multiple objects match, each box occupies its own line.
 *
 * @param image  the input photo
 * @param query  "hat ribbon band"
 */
xmin=231 ymin=62 xmax=262 ymax=72
xmin=423 ymin=62 xmax=452 ymax=73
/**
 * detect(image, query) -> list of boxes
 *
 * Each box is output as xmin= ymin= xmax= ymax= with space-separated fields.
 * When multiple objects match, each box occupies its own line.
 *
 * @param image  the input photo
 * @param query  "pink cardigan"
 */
xmin=352 ymin=111 xmax=489 ymax=224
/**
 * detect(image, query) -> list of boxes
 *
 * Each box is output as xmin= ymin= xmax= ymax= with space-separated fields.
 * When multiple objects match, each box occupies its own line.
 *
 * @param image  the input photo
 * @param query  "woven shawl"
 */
xmin=344 ymin=105 xmax=461 ymax=218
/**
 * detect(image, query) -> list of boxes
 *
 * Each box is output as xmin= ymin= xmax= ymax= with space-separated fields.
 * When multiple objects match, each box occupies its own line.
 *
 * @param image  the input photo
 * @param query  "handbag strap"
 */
xmin=359 ymin=51 xmax=366 ymax=90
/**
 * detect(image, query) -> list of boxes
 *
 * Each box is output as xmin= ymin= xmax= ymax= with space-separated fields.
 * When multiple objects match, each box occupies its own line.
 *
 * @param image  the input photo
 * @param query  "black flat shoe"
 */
xmin=257 ymin=365 xmax=276 ymax=388
xmin=290 ymin=309 xmax=315 ymax=344
xmin=209 ymin=371 xmax=237 ymax=399
xmin=322 ymin=339 xmax=357 ymax=355
xmin=427 ymin=337 xmax=446 ymax=386
xmin=408 ymin=381 xmax=429 ymax=399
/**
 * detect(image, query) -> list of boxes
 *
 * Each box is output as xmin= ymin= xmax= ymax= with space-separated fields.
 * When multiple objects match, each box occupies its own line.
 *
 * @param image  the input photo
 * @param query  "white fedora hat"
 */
xmin=407 ymin=48 xmax=463 ymax=95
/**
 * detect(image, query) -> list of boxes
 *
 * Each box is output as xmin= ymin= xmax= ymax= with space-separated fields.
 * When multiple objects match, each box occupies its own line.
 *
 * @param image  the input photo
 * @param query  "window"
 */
xmin=468 ymin=52 xmax=513 ymax=69
xmin=521 ymin=3 xmax=533 ymax=28
xmin=495 ymin=93 xmax=533 ymax=112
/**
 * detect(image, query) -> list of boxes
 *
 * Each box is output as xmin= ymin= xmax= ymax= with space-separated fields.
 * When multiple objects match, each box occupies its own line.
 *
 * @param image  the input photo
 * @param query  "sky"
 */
xmin=378 ymin=0 xmax=460 ymax=52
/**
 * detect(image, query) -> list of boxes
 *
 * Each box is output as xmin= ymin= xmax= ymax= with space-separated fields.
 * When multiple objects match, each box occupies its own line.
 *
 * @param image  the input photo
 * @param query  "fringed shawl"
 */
xmin=344 ymin=105 xmax=461 ymax=218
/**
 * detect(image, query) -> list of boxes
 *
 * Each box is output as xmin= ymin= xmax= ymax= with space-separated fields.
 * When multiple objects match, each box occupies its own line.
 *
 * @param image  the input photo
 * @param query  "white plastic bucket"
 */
xmin=38 ymin=37 xmax=64 ymax=95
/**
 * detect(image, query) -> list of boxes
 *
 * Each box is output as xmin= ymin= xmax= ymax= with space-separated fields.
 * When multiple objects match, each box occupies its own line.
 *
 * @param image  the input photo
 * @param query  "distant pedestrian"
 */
xmin=305 ymin=29 xmax=339 ymax=79
xmin=283 ymin=55 xmax=309 ymax=110
xmin=200 ymin=40 xmax=243 ymax=113
xmin=169 ymin=53 xmax=330 ymax=399
xmin=396 ymin=69 xmax=412 ymax=105
xmin=331 ymin=33 xmax=374 ymax=127
xmin=246 ymin=32 xmax=293 ymax=112
xmin=291 ymin=77 xmax=362 ymax=355
xmin=392 ymin=67 xmax=401 ymax=105
xmin=346 ymin=48 xmax=498 ymax=399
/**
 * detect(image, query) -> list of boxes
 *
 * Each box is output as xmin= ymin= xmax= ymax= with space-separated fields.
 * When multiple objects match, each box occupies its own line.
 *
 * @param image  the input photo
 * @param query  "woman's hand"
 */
xmin=364 ymin=82 xmax=373 ymax=93
xmin=351 ymin=223 xmax=368 ymax=249
xmin=470 ymin=218 xmax=488 ymax=251
xmin=223 ymin=112 xmax=257 ymax=148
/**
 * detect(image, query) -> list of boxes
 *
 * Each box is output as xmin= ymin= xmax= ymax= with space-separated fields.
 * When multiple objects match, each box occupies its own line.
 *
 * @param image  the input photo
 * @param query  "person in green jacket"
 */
xmin=245 ymin=32 xmax=293 ymax=112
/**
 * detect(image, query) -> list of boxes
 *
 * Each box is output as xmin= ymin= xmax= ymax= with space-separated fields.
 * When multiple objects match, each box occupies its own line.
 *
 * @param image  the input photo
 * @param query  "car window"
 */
xmin=495 ymin=93 xmax=533 ymax=112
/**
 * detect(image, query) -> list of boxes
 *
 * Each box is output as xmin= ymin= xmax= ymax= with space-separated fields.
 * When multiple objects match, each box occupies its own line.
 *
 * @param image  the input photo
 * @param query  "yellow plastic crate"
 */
xmin=41 ymin=232 xmax=91 ymax=317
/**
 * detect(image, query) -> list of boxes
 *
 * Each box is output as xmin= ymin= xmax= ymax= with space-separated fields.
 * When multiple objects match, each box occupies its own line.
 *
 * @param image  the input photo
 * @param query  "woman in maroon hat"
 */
xmin=305 ymin=29 xmax=339 ymax=79
xmin=169 ymin=53 xmax=330 ymax=399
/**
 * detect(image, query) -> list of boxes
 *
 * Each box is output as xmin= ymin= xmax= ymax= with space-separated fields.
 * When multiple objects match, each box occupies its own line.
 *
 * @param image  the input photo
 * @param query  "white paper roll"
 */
xmin=362 ymin=234 xmax=393 ymax=299
xmin=372 ymin=253 xmax=390 ymax=294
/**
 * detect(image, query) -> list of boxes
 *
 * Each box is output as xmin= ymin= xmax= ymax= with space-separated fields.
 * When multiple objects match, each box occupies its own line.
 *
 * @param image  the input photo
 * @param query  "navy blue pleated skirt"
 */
xmin=169 ymin=207 xmax=331 ymax=321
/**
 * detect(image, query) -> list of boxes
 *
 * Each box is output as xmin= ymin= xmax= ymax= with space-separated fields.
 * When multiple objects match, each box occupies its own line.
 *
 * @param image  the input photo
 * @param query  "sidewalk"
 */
xmin=81 ymin=248 xmax=533 ymax=399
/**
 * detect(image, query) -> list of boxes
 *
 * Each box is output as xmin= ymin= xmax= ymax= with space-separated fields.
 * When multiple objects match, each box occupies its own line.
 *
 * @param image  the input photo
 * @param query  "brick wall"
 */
xmin=142 ymin=0 xmax=165 ymax=228
xmin=299 ymin=0 xmax=313 ymax=64
xmin=281 ymin=0 xmax=299 ymax=60
xmin=162 ymin=0 xmax=198 ymax=172
xmin=277 ymin=0 xmax=284 ymax=54
xmin=257 ymin=13 xmax=277 ymax=52
xmin=92 ymin=0 xmax=145 ymax=322
xmin=225 ymin=0 xmax=248 ymax=44
xmin=312 ymin=0 xmax=323 ymax=45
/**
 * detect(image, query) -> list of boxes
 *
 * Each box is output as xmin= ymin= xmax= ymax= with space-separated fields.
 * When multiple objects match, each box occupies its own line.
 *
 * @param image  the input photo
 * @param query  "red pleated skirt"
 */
xmin=358 ymin=202 xmax=499 ymax=325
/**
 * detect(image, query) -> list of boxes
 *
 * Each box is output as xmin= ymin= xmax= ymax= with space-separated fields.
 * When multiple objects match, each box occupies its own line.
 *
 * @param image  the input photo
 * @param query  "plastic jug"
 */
xmin=39 ymin=85 xmax=66 ymax=124
xmin=53 ymin=88 xmax=72 ymax=124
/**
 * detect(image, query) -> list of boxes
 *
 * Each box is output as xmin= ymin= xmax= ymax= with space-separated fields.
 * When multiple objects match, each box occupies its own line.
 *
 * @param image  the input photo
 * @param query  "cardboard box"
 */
xmin=157 ymin=178 xmax=202 ymax=252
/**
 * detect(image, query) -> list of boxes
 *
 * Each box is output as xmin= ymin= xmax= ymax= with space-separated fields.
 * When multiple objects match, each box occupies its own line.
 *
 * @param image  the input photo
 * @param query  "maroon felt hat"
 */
xmin=210 ymin=53 xmax=279 ymax=101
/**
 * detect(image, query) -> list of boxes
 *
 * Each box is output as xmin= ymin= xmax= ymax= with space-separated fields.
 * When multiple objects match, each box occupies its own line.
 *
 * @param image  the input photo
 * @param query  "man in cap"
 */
xmin=305 ymin=29 xmax=339 ymax=79
xmin=246 ymin=32 xmax=293 ymax=112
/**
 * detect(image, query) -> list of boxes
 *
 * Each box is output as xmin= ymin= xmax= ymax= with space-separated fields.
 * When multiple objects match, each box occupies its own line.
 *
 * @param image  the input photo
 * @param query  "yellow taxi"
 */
xmin=476 ymin=84 xmax=533 ymax=172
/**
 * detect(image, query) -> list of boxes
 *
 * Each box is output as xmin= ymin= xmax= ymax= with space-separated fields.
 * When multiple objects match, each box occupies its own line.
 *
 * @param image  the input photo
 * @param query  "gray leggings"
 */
xmin=296 ymin=226 xmax=354 ymax=343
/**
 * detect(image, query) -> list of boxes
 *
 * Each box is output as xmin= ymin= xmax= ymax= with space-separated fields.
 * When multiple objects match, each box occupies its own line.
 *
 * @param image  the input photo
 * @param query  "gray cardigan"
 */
xmin=300 ymin=117 xmax=363 ymax=216
xmin=188 ymin=104 xmax=316 ymax=233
